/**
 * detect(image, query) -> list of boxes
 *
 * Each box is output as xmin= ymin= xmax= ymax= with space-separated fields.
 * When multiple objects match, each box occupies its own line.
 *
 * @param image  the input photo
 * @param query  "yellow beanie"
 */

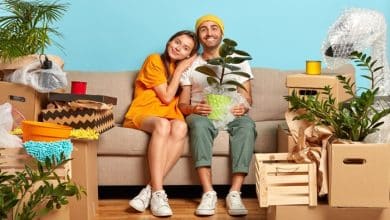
xmin=195 ymin=14 xmax=224 ymax=33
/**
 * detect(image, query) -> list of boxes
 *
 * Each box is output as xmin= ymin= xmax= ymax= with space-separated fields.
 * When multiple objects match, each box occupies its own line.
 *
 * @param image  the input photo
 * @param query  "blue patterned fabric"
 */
xmin=23 ymin=139 xmax=73 ymax=162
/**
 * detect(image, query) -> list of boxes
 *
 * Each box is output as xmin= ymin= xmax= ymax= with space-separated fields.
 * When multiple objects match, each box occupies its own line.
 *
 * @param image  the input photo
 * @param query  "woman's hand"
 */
xmin=175 ymin=54 xmax=197 ymax=74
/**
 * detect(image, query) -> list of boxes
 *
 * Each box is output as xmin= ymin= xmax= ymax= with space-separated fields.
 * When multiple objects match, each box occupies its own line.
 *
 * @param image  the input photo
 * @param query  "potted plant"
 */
xmin=0 ymin=154 xmax=85 ymax=220
xmin=285 ymin=51 xmax=390 ymax=141
xmin=195 ymin=38 xmax=252 ymax=120
xmin=0 ymin=0 xmax=68 ymax=69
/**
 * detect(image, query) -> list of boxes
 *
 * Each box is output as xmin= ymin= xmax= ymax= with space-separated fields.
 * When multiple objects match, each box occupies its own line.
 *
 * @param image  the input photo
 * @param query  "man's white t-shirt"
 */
xmin=180 ymin=55 xmax=253 ymax=105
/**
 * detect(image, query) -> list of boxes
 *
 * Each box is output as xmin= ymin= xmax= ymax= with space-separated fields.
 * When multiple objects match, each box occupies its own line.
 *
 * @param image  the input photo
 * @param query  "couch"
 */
xmin=65 ymin=64 xmax=354 ymax=186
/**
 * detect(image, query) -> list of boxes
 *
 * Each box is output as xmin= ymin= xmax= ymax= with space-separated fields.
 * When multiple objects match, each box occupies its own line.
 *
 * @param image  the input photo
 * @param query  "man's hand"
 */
xmin=193 ymin=100 xmax=212 ymax=116
xmin=231 ymin=103 xmax=248 ymax=116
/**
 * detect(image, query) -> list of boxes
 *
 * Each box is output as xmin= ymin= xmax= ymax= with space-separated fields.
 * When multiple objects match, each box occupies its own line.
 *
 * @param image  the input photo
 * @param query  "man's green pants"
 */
xmin=186 ymin=114 xmax=257 ymax=174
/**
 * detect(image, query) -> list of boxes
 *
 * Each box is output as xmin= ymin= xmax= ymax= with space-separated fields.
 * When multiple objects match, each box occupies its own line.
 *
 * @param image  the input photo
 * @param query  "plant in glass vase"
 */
xmin=195 ymin=38 xmax=252 ymax=121
xmin=285 ymin=51 xmax=390 ymax=141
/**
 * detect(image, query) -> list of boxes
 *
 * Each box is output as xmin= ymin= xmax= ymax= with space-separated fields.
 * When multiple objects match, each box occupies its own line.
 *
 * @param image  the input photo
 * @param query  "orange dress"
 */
xmin=123 ymin=54 xmax=184 ymax=129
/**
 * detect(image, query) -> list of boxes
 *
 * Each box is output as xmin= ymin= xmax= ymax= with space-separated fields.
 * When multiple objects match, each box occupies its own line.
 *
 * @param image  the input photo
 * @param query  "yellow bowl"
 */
xmin=22 ymin=121 xmax=72 ymax=142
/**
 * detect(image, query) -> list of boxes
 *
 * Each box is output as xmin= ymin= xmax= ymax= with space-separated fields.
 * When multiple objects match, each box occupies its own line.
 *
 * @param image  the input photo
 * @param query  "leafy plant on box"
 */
xmin=195 ymin=38 xmax=252 ymax=120
xmin=0 ymin=154 xmax=85 ymax=220
xmin=0 ymin=0 xmax=68 ymax=61
xmin=285 ymin=51 xmax=390 ymax=141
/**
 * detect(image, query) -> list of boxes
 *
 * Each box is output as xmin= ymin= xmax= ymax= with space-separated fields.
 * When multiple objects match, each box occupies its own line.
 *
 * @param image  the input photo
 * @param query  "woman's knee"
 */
xmin=170 ymin=120 xmax=188 ymax=138
xmin=153 ymin=118 xmax=171 ymax=136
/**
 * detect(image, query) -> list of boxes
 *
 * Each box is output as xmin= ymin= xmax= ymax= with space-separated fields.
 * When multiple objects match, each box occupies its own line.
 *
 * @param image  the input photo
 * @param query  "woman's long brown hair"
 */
xmin=160 ymin=30 xmax=199 ymax=82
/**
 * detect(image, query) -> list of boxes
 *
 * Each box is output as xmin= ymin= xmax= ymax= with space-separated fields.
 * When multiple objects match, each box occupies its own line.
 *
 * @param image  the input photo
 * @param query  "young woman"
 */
xmin=123 ymin=30 xmax=199 ymax=217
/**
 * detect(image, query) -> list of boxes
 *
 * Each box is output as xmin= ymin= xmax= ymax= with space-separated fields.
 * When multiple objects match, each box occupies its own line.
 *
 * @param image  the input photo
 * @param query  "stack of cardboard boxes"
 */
xmin=270 ymin=72 xmax=390 ymax=220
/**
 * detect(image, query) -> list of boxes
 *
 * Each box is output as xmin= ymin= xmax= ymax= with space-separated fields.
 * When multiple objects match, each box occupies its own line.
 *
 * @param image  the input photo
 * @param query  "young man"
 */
xmin=179 ymin=14 xmax=257 ymax=216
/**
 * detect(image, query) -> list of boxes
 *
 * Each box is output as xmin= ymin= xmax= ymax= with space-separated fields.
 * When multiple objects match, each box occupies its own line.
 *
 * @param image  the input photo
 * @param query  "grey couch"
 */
xmin=66 ymin=65 xmax=354 ymax=186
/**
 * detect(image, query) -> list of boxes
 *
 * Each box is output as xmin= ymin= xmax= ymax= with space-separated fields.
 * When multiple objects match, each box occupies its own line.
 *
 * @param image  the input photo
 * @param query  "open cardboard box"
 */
xmin=328 ymin=142 xmax=390 ymax=208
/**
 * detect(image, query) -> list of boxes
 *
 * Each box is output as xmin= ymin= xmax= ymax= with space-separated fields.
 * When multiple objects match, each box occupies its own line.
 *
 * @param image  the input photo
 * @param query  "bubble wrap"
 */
xmin=322 ymin=8 xmax=390 ymax=95
xmin=204 ymin=86 xmax=250 ymax=130
xmin=364 ymin=97 xmax=390 ymax=143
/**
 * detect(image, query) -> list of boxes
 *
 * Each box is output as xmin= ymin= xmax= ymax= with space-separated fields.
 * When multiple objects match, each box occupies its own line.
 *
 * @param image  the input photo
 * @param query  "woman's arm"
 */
xmin=154 ymin=56 xmax=196 ymax=104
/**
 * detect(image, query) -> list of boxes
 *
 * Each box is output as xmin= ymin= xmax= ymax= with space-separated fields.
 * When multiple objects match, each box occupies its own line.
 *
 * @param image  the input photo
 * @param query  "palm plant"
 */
xmin=0 ymin=0 xmax=68 ymax=61
xmin=285 ymin=51 xmax=390 ymax=141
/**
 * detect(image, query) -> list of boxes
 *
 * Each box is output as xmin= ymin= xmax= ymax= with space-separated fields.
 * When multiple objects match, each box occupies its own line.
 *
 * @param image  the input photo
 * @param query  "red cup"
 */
xmin=71 ymin=81 xmax=87 ymax=94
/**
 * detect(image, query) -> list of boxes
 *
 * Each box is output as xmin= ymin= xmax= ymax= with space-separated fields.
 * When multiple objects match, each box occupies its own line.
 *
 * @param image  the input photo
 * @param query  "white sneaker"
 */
xmin=129 ymin=185 xmax=151 ymax=212
xmin=195 ymin=190 xmax=217 ymax=216
xmin=226 ymin=191 xmax=248 ymax=216
xmin=150 ymin=190 xmax=173 ymax=217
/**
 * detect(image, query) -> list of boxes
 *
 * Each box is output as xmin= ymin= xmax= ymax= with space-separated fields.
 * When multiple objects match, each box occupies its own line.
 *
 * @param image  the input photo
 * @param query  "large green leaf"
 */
xmin=222 ymin=80 xmax=247 ymax=92
xmin=223 ymin=38 xmax=237 ymax=46
xmin=233 ymin=49 xmax=250 ymax=56
xmin=226 ymin=56 xmax=252 ymax=64
xmin=224 ymin=64 xmax=240 ymax=71
xmin=195 ymin=66 xmax=218 ymax=77
xmin=207 ymin=76 xmax=219 ymax=86
xmin=225 ymin=71 xmax=251 ymax=78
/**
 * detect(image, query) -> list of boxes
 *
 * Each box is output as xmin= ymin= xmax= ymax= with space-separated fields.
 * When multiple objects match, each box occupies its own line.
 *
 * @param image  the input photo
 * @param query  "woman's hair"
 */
xmin=160 ymin=30 xmax=199 ymax=80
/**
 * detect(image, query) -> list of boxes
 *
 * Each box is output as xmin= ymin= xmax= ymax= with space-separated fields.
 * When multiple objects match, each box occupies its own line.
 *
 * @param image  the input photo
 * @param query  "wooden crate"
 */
xmin=0 ymin=147 xmax=71 ymax=220
xmin=254 ymin=153 xmax=317 ymax=207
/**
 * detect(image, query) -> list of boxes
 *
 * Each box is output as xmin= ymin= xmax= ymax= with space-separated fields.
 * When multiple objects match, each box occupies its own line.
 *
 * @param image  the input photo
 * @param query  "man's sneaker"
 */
xmin=150 ymin=190 xmax=173 ymax=217
xmin=226 ymin=191 xmax=248 ymax=216
xmin=195 ymin=190 xmax=217 ymax=216
xmin=129 ymin=185 xmax=151 ymax=212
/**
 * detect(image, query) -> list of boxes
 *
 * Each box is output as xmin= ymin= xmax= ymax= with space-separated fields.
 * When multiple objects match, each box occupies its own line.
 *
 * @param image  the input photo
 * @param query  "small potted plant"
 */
xmin=0 ymin=0 xmax=68 ymax=70
xmin=285 ymin=51 xmax=390 ymax=141
xmin=195 ymin=38 xmax=252 ymax=121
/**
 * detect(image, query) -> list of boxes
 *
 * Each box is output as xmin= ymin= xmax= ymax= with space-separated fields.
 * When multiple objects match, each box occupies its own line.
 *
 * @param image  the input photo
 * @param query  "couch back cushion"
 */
xmin=249 ymin=68 xmax=298 ymax=121
xmin=66 ymin=71 xmax=137 ymax=124
xmin=66 ymin=64 xmax=354 ymax=124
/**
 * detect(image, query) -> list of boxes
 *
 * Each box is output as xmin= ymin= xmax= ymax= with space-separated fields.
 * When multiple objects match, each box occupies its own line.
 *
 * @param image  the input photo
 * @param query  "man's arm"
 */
xmin=179 ymin=86 xmax=194 ymax=116
xmin=179 ymin=85 xmax=212 ymax=116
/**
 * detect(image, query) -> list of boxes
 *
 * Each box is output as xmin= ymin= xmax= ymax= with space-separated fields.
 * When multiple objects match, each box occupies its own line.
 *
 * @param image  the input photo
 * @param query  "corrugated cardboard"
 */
xmin=0 ymin=148 xmax=70 ymax=220
xmin=286 ymin=72 xmax=355 ymax=105
xmin=277 ymin=124 xmax=296 ymax=153
xmin=329 ymin=143 xmax=390 ymax=208
xmin=0 ymin=81 xmax=46 ymax=121
xmin=41 ymin=107 xmax=114 ymax=133
xmin=0 ymin=54 xmax=64 ymax=70
xmin=69 ymin=140 xmax=98 ymax=220
xmin=267 ymin=204 xmax=390 ymax=220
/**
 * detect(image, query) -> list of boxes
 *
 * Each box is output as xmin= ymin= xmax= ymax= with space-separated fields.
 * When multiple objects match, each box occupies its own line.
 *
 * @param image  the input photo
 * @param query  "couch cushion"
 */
xmin=97 ymin=119 xmax=286 ymax=157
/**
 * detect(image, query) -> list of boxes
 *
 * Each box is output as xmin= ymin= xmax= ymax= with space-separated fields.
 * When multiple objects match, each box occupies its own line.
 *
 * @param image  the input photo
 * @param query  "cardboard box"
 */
xmin=286 ymin=72 xmax=355 ymax=105
xmin=41 ymin=107 xmax=114 ymax=133
xmin=267 ymin=204 xmax=390 ymax=220
xmin=328 ymin=143 xmax=390 ymax=208
xmin=277 ymin=124 xmax=296 ymax=153
xmin=254 ymin=153 xmax=317 ymax=207
xmin=47 ymin=92 xmax=117 ymax=105
xmin=0 ymin=148 xmax=70 ymax=220
xmin=0 ymin=81 xmax=47 ymax=121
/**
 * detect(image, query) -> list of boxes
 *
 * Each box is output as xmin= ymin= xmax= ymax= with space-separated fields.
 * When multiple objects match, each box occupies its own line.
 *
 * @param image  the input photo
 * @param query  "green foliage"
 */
xmin=195 ymin=38 xmax=252 ymax=92
xmin=285 ymin=51 xmax=390 ymax=141
xmin=0 ymin=0 xmax=69 ymax=61
xmin=0 ymin=154 xmax=85 ymax=220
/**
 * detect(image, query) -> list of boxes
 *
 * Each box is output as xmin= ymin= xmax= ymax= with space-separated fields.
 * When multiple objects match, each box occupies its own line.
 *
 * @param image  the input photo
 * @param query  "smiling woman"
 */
xmin=122 ymin=30 xmax=199 ymax=217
